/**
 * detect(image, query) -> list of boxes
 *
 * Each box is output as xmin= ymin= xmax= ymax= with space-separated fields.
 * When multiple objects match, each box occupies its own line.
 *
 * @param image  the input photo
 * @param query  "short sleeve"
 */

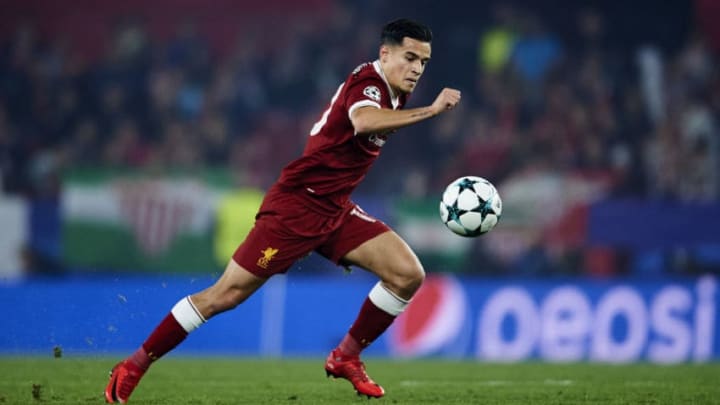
xmin=345 ymin=77 xmax=387 ymax=119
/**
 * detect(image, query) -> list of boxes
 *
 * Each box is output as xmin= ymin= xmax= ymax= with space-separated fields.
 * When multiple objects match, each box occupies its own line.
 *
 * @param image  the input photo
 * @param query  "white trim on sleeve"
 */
xmin=348 ymin=99 xmax=381 ymax=120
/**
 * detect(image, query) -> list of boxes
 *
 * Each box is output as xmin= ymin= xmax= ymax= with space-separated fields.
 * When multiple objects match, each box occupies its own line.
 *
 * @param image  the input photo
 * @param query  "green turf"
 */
xmin=0 ymin=357 xmax=719 ymax=404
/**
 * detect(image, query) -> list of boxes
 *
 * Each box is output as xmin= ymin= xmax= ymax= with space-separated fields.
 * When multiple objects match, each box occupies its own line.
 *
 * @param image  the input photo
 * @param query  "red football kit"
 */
xmin=233 ymin=60 xmax=408 ymax=277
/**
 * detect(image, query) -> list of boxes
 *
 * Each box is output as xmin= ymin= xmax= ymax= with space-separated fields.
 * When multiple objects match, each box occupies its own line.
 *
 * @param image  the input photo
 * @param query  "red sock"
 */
xmin=341 ymin=297 xmax=396 ymax=356
xmin=128 ymin=347 xmax=152 ymax=371
xmin=337 ymin=333 xmax=362 ymax=357
xmin=136 ymin=313 xmax=188 ymax=365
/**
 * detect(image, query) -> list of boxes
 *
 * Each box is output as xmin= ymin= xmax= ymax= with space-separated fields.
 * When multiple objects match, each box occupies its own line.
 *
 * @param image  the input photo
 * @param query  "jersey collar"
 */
xmin=373 ymin=60 xmax=400 ymax=109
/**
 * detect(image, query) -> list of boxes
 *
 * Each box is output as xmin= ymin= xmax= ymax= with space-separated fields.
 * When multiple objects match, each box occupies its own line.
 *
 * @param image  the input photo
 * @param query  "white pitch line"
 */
xmin=400 ymin=380 xmax=574 ymax=387
xmin=543 ymin=379 xmax=574 ymax=386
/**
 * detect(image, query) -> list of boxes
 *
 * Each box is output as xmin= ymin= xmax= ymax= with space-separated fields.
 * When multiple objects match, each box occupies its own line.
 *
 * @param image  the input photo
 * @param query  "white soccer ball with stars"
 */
xmin=439 ymin=176 xmax=502 ymax=237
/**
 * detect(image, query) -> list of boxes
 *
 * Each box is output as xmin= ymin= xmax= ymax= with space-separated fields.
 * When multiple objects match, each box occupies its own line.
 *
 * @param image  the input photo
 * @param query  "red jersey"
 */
xmin=275 ymin=60 xmax=408 ymax=216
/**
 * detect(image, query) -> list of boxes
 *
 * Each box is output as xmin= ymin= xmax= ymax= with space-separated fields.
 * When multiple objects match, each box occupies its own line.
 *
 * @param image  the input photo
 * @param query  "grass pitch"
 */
xmin=0 ymin=357 xmax=718 ymax=404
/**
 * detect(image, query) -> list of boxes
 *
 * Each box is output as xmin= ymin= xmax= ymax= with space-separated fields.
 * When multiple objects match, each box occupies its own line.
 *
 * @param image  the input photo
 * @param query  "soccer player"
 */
xmin=105 ymin=18 xmax=461 ymax=403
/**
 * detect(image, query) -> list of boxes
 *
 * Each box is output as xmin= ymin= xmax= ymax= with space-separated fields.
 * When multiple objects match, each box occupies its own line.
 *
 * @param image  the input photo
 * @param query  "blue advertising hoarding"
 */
xmin=1 ymin=273 xmax=717 ymax=363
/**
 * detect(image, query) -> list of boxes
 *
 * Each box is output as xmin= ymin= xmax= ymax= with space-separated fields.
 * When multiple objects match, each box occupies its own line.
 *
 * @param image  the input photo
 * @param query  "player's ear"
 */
xmin=379 ymin=44 xmax=390 ymax=62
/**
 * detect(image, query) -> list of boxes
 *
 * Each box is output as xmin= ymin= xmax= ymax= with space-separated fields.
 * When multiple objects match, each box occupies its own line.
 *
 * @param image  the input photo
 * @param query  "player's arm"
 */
xmin=351 ymin=88 xmax=461 ymax=135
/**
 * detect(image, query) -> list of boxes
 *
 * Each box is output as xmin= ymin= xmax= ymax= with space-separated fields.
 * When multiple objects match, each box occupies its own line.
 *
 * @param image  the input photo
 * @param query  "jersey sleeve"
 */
xmin=345 ymin=77 xmax=387 ymax=120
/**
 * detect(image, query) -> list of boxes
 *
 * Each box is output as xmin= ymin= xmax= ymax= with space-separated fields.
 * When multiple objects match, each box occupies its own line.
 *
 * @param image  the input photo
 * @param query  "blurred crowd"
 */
xmin=1 ymin=1 xmax=717 ymax=201
xmin=0 ymin=1 xmax=718 ymax=277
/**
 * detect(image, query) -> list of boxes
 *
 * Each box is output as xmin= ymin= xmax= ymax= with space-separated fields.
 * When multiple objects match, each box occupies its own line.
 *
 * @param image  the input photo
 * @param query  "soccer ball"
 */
xmin=439 ymin=176 xmax=502 ymax=237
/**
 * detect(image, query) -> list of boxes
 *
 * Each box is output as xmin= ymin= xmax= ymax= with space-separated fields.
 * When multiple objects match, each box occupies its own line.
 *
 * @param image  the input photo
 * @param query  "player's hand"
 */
xmin=431 ymin=88 xmax=461 ymax=115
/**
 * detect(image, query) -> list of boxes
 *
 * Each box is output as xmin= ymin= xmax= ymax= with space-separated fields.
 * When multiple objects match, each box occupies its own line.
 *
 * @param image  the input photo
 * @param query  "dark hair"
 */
xmin=381 ymin=19 xmax=433 ymax=46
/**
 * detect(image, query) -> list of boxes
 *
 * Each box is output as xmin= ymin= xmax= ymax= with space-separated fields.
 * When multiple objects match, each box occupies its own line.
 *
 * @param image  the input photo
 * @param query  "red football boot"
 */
xmin=104 ymin=360 xmax=146 ymax=404
xmin=325 ymin=349 xmax=385 ymax=398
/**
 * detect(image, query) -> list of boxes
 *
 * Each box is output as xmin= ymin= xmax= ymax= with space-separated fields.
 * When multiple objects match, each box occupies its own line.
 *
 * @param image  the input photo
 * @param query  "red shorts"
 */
xmin=232 ymin=189 xmax=390 ymax=278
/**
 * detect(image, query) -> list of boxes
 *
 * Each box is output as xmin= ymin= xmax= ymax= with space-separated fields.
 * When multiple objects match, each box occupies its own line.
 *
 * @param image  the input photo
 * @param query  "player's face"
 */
xmin=380 ymin=37 xmax=431 ymax=95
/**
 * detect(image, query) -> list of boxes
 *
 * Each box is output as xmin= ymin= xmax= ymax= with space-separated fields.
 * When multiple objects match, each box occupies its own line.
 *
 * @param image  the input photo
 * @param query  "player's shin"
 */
xmin=339 ymin=282 xmax=410 ymax=356
xmin=134 ymin=296 xmax=206 ymax=369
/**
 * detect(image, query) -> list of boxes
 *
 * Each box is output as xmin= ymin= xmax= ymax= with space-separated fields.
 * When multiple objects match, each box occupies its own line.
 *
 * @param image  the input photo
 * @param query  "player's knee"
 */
xmin=405 ymin=264 xmax=426 ymax=294
xmin=386 ymin=261 xmax=425 ymax=298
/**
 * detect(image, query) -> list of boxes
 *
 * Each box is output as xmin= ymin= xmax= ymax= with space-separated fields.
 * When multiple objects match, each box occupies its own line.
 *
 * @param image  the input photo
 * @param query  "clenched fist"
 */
xmin=431 ymin=88 xmax=461 ymax=115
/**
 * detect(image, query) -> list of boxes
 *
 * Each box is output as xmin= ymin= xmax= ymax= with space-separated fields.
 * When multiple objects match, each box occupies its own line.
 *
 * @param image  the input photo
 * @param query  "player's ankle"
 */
xmin=128 ymin=347 xmax=152 ymax=371
xmin=336 ymin=334 xmax=362 ymax=357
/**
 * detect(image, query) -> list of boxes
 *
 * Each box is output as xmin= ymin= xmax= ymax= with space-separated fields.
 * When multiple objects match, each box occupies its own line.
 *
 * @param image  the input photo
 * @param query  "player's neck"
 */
xmin=374 ymin=60 xmax=401 ymax=98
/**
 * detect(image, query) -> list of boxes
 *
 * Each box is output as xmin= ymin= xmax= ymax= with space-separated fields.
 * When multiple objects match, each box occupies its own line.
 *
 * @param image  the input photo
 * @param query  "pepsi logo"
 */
xmin=389 ymin=274 xmax=468 ymax=356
